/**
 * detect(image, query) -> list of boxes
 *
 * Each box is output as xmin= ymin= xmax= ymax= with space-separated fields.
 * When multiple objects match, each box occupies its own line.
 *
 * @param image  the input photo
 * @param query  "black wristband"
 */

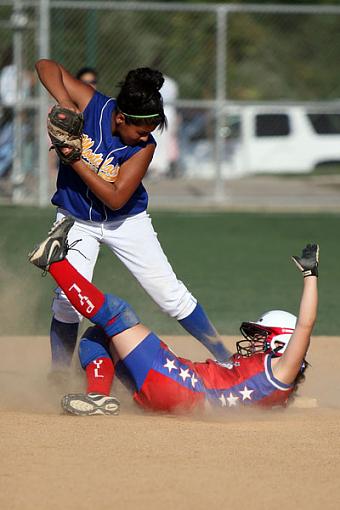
xmin=303 ymin=267 xmax=318 ymax=278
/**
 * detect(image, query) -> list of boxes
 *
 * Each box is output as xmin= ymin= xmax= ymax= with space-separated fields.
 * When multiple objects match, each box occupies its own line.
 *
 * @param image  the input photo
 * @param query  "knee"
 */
xmin=93 ymin=294 xmax=140 ymax=337
xmin=52 ymin=295 xmax=83 ymax=323
xmin=152 ymin=286 xmax=197 ymax=320
xmin=78 ymin=326 xmax=110 ymax=368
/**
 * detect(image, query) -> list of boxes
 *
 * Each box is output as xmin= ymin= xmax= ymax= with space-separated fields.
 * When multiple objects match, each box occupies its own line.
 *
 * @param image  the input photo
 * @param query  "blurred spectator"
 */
xmin=149 ymin=73 xmax=180 ymax=179
xmin=0 ymin=111 xmax=13 ymax=178
xmin=0 ymin=47 xmax=34 ymax=106
xmin=0 ymin=47 xmax=34 ymax=179
xmin=76 ymin=67 xmax=98 ymax=89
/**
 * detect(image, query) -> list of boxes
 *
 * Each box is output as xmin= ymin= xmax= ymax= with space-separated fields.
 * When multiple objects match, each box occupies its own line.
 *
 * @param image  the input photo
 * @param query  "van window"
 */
xmin=255 ymin=114 xmax=290 ymax=137
xmin=308 ymin=114 xmax=340 ymax=134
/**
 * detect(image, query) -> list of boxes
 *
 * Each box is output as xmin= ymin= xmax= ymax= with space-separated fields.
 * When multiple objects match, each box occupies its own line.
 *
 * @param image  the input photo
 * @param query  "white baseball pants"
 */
xmin=52 ymin=209 xmax=197 ymax=323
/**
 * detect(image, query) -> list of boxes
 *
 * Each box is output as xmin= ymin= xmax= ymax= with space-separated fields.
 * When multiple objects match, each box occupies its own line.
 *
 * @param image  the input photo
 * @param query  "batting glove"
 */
xmin=291 ymin=244 xmax=319 ymax=277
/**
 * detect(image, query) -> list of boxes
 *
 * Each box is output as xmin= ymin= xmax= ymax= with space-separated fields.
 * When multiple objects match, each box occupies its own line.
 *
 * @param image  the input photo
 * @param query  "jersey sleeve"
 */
xmin=264 ymin=354 xmax=294 ymax=391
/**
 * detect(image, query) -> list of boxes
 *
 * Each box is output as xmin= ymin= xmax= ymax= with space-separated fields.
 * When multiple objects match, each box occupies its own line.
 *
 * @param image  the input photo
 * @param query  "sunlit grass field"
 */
xmin=0 ymin=206 xmax=339 ymax=336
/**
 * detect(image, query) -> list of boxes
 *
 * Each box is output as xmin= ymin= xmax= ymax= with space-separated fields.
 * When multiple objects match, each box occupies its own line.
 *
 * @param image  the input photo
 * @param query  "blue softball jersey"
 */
xmin=51 ymin=91 xmax=156 ymax=222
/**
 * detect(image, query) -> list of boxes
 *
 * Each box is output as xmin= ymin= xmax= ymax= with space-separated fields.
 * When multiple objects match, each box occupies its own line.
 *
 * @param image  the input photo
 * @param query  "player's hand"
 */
xmin=291 ymin=244 xmax=319 ymax=277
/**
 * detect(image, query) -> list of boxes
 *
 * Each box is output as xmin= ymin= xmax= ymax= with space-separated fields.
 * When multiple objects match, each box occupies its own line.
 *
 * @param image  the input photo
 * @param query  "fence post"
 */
xmin=214 ymin=5 xmax=228 ymax=204
xmin=37 ymin=0 xmax=50 ymax=207
xmin=11 ymin=0 xmax=27 ymax=203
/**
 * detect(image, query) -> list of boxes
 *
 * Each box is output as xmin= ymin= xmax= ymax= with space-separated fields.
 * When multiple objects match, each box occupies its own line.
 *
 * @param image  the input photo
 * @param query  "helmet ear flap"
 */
xmin=255 ymin=310 xmax=296 ymax=356
xmin=269 ymin=333 xmax=292 ymax=354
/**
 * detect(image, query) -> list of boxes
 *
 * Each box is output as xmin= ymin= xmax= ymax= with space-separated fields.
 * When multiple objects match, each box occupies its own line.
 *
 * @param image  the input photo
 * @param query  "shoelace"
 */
xmin=41 ymin=238 xmax=87 ymax=277
xmin=68 ymin=238 xmax=89 ymax=260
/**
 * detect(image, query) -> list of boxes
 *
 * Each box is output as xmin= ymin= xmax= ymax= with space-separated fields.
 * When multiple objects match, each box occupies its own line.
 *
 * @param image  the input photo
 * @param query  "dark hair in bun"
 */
xmin=116 ymin=67 xmax=167 ymax=129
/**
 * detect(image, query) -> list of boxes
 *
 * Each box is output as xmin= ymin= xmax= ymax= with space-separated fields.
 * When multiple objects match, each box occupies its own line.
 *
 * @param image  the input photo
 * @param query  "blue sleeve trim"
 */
xmin=265 ymin=354 xmax=294 ymax=391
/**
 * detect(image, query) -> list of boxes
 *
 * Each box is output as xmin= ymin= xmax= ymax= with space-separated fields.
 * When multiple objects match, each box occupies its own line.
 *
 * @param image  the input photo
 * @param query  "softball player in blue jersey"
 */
xmin=35 ymin=59 xmax=230 ymax=376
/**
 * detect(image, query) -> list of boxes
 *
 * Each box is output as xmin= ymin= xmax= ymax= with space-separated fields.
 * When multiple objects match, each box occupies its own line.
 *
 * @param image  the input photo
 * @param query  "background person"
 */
xmin=75 ymin=67 xmax=98 ymax=89
xmin=148 ymin=73 xmax=179 ymax=179
xmin=28 ymin=217 xmax=318 ymax=416
xmin=0 ymin=47 xmax=35 ymax=180
xmin=35 ymin=59 xmax=230 ymax=382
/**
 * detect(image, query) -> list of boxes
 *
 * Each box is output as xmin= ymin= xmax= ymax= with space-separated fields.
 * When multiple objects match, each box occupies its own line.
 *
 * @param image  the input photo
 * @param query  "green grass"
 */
xmin=0 ymin=206 xmax=339 ymax=336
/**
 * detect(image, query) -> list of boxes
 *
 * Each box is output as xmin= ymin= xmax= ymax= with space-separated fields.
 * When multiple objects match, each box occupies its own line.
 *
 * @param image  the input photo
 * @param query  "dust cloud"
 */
xmin=1 ymin=335 xmax=339 ymax=416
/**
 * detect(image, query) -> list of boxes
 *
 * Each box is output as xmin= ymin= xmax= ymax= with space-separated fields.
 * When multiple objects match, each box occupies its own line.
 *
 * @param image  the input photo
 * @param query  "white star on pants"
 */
xmin=219 ymin=394 xmax=227 ymax=407
xmin=226 ymin=392 xmax=239 ymax=407
xmin=179 ymin=368 xmax=191 ymax=382
xmin=163 ymin=358 xmax=178 ymax=373
xmin=239 ymin=385 xmax=254 ymax=401
xmin=191 ymin=374 xmax=198 ymax=388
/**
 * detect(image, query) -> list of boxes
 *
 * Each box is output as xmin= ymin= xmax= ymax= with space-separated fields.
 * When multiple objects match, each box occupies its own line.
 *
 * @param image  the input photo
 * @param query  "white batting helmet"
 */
xmin=237 ymin=310 xmax=297 ymax=357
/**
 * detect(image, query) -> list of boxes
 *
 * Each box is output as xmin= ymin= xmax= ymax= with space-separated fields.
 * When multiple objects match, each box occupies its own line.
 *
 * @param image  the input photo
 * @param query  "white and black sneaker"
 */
xmin=28 ymin=216 xmax=75 ymax=271
xmin=61 ymin=392 xmax=120 ymax=416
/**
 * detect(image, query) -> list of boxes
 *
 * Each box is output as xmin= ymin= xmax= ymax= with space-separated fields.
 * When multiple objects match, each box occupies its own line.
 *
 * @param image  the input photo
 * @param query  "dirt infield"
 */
xmin=1 ymin=335 xmax=340 ymax=510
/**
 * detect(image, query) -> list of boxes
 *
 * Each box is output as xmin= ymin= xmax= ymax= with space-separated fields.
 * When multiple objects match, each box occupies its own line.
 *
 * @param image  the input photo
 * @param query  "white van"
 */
xmin=181 ymin=104 xmax=340 ymax=178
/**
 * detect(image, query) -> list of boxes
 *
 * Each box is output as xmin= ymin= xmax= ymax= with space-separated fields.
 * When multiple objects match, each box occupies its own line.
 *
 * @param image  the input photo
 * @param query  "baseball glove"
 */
xmin=47 ymin=105 xmax=84 ymax=164
xmin=292 ymin=243 xmax=319 ymax=277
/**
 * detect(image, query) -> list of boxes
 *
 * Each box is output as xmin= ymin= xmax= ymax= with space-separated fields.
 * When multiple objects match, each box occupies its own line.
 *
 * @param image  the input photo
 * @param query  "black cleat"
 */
xmin=61 ymin=392 xmax=120 ymax=416
xmin=28 ymin=216 xmax=75 ymax=270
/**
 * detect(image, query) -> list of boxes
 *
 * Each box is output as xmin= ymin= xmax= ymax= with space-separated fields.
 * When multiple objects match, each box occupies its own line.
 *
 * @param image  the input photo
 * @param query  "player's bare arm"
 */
xmin=35 ymin=59 xmax=94 ymax=112
xmin=272 ymin=244 xmax=319 ymax=385
xmin=71 ymin=143 xmax=155 ymax=210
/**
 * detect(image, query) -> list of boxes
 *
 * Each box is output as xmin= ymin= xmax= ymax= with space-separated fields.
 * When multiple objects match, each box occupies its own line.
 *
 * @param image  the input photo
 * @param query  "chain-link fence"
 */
xmin=2 ymin=1 xmax=340 ymax=206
